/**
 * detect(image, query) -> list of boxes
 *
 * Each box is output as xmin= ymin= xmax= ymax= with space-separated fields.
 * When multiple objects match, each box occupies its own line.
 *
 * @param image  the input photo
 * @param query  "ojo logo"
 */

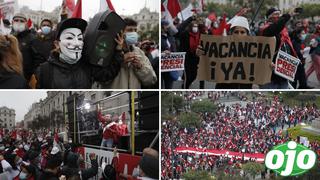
xmin=265 ymin=141 xmax=317 ymax=176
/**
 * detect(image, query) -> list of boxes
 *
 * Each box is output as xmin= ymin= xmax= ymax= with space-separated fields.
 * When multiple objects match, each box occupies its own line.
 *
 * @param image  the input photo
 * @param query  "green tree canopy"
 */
xmin=178 ymin=112 xmax=200 ymax=128
xmin=183 ymin=170 xmax=214 ymax=180
xmin=191 ymin=99 xmax=217 ymax=114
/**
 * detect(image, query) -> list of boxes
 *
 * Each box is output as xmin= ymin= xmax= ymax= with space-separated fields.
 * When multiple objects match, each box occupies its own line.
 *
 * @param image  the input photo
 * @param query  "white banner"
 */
xmin=161 ymin=52 xmax=186 ymax=72
xmin=275 ymin=50 xmax=300 ymax=82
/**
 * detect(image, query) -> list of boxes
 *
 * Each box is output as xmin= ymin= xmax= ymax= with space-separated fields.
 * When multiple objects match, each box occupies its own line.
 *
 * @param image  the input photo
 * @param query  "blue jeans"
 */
xmin=101 ymin=138 xmax=113 ymax=148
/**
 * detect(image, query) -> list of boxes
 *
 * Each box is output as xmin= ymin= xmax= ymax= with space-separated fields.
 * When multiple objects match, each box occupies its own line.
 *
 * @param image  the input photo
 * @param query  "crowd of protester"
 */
xmin=161 ymin=6 xmax=320 ymax=89
xmin=161 ymin=92 xmax=320 ymax=179
xmin=0 ymin=128 xmax=159 ymax=180
xmin=0 ymin=7 xmax=158 ymax=89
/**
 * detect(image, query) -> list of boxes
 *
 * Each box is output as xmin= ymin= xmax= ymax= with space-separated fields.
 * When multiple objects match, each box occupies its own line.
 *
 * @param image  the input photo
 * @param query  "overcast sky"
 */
xmin=16 ymin=0 xmax=159 ymax=21
xmin=0 ymin=91 xmax=47 ymax=122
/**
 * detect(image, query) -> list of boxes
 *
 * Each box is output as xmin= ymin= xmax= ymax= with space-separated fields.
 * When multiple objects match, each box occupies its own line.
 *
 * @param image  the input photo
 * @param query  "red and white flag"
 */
xmin=71 ymin=0 xmax=82 ymax=18
xmin=99 ymin=0 xmax=115 ymax=12
xmin=166 ymin=0 xmax=181 ymax=18
xmin=61 ymin=0 xmax=75 ymax=18
xmin=27 ymin=18 xmax=33 ymax=29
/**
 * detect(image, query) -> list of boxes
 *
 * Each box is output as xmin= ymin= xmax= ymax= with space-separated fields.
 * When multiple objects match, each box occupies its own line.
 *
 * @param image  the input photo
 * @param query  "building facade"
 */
xmin=19 ymin=6 xmax=60 ymax=28
xmin=130 ymin=7 xmax=158 ymax=33
xmin=0 ymin=106 xmax=15 ymax=129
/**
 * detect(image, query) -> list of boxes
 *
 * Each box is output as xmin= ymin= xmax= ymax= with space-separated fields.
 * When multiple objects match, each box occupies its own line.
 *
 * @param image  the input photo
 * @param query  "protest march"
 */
xmin=161 ymin=91 xmax=320 ymax=179
xmin=161 ymin=0 xmax=320 ymax=89
xmin=0 ymin=91 xmax=159 ymax=180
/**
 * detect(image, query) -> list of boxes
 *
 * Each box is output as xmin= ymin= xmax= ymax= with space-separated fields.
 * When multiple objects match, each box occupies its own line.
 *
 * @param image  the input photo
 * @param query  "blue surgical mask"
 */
xmin=41 ymin=26 xmax=51 ymax=35
xmin=125 ymin=32 xmax=139 ymax=45
xmin=300 ymin=34 xmax=307 ymax=41
xmin=19 ymin=172 xmax=28 ymax=180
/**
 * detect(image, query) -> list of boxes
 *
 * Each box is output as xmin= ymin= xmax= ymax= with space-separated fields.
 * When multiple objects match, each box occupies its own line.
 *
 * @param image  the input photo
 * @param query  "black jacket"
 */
xmin=61 ymin=152 xmax=98 ymax=180
xmin=261 ymin=14 xmax=292 ymax=84
xmin=13 ymin=30 xmax=42 ymax=81
xmin=33 ymin=32 xmax=55 ymax=68
xmin=35 ymin=52 xmax=121 ymax=89
xmin=0 ymin=71 xmax=29 ymax=89
xmin=39 ymin=170 xmax=59 ymax=180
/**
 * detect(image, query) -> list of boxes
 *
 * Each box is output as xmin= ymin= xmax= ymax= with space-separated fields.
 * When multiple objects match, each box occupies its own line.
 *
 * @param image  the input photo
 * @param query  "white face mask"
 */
xmin=192 ymin=27 xmax=198 ymax=33
xmin=59 ymin=28 xmax=84 ymax=64
xmin=13 ymin=22 xmax=26 ymax=33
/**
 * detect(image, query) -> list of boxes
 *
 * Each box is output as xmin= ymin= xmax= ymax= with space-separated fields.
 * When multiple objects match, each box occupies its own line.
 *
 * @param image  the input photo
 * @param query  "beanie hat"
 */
xmin=230 ymin=16 xmax=250 ymax=32
xmin=266 ymin=8 xmax=280 ymax=18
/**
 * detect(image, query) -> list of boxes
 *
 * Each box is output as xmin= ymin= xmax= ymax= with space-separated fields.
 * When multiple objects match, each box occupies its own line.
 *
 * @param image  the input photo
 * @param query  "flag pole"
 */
xmin=250 ymin=0 xmax=264 ymax=30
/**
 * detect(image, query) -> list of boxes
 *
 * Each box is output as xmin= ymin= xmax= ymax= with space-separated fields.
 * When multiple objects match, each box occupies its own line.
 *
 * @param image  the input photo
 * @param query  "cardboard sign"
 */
xmin=161 ymin=52 xmax=186 ymax=72
xmin=197 ymin=35 xmax=276 ymax=84
xmin=275 ymin=50 xmax=300 ymax=82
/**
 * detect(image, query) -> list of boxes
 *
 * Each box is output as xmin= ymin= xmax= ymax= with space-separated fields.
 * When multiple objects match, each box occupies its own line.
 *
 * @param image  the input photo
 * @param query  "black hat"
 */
xmin=266 ymin=8 xmax=280 ymax=18
xmin=139 ymin=155 xmax=159 ymax=179
xmin=55 ymin=18 xmax=88 ymax=40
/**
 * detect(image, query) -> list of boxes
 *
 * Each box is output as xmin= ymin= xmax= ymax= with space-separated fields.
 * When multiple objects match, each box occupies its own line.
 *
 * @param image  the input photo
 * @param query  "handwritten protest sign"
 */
xmin=197 ymin=35 xmax=276 ymax=84
xmin=274 ymin=50 xmax=300 ymax=82
xmin=161 ymin=52 xmax=186 ymax=72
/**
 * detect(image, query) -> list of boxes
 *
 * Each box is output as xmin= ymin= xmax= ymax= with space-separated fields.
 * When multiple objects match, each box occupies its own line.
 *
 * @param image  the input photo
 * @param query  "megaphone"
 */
xmin=84 ymin=10 xmax=126 ymax=67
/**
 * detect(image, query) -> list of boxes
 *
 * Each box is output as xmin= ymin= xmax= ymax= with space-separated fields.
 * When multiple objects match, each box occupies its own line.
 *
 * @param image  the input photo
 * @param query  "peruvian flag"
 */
xmin=71 ymin=0 xmax=82 ymax=18
xmin=99 ymin=0 xmax=115 ymax=12
xmin=62 ymin=0 xmax=76 ymax=17
xmin=27 ymin=18 xmax=33 ymax=29
xmin=166 ymin=0 xmax=181 ymax=18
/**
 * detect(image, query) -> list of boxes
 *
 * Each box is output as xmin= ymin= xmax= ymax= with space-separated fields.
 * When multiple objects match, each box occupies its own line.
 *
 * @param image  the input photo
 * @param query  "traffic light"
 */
xmin=84 ymin=10 xmax=126 ymax=67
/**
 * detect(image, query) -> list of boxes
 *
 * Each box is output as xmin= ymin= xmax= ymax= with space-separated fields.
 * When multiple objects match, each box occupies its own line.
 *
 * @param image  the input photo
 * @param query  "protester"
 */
xmin=107 ymin=18 xmax=157 ymax=89
xmin=291 ymin=28 xmax=308 ymax=88
xmin=39 ymin=154 xmax=62 ymax=180
xmin=176 ymin=16 xmax=202 ymax=89
xmin=162 ymin=3 xmax=320 ymax=89
xmin=61 ymin=152 xmax=98 ymax=180
xmin=306 ymin=24 xmax=320 ymax=81
xmin=35 ymin=18 xmax=122 ymax=89
xmin=0 ymin=35 xmax=29 ymax=89
xmin=259 ymin=8 xmax=299 ymax=89
xmin=215 ymin=16 xmax=252 ymax=89
xmin=18 ymin=162 xmax=37 ymax=180
xmin=33 ymin=19 xmax=55 ymax=68
xmin=11 ymin=13 xmax=41 ymax=83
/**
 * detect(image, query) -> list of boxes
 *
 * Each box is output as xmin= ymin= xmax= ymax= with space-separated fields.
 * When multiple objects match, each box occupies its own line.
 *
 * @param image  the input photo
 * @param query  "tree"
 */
xmin=191 ymin=99 xmax=217 ymax=114
xmin=241 ymin=162 xmax=265 ymax=179
xmin=178 ymin=112 xmax=200 ymax=128
xmin=183 ymin=170 xmax=213 ymax=180
xmin=300 ymin=3 xmax=320 ymax=21
xmin=161 ymin=92 xmax=185 ymax=116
